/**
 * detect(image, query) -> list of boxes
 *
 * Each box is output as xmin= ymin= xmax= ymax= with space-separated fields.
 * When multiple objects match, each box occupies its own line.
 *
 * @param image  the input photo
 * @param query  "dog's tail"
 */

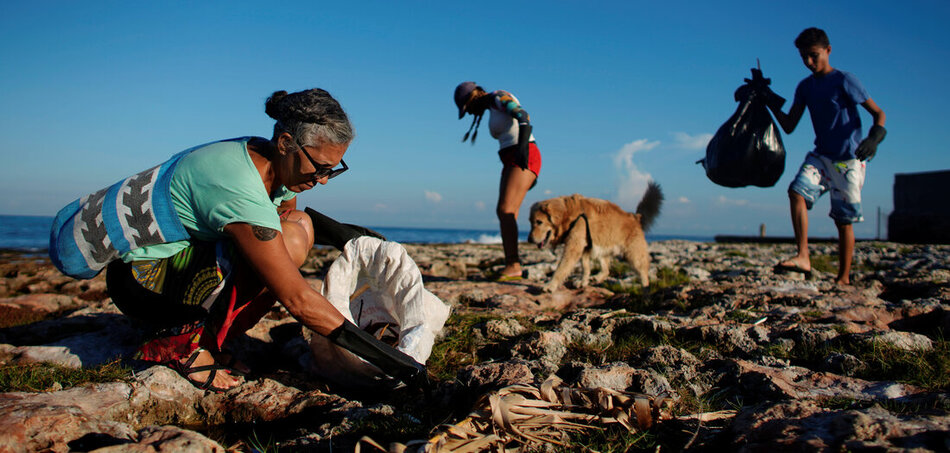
xmin=635 ymin=181 xmax=663 ymax=233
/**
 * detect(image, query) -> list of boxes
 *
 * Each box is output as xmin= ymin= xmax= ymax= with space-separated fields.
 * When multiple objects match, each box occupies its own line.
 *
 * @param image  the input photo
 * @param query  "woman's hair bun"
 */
xmin=264 ymin=90 xmax=289 ymax=120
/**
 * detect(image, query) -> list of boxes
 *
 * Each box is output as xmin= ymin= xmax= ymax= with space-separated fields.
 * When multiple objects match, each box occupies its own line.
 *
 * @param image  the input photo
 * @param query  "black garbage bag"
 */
xmin=305 ymin=207 xmax=387 ymax=251
xmin=698 ymin=67 xmax=786 ymax=188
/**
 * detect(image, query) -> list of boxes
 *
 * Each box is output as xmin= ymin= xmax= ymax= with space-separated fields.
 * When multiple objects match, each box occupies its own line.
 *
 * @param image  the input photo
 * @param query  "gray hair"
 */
xmin=265 ymin=89 xmax=354 ymax=147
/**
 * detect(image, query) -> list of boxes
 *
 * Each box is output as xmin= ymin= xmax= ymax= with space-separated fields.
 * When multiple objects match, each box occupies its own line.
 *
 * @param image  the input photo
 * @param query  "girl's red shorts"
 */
xmin=498 ymin=142 xmax=542 ymax=177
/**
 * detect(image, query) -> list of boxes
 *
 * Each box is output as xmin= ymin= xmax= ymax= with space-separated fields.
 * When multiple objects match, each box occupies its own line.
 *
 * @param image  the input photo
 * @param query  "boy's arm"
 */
xmin=862 ymin=98 xmax=886 ymax=127
xmin=855 ymin=98 xmax=887 ymax=161
xmin=768 ymin=100 xmax=805 ymax=134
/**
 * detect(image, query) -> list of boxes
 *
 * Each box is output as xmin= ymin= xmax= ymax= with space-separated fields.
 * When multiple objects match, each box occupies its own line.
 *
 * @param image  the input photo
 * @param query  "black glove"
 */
xmin=516 ymin=122 xmax=532 ymax=170
xmin=761 ymin=85 xmax=786 ymax=111
xmin=327 ymin=320 xmax=430 ymax=390
xmin=744 ymin=68 xmax=785 ymax=110
xmin=855 ymin=125 xmax=887 ymax=161
xmin=305 ymin=207 xmax=387 ymax=251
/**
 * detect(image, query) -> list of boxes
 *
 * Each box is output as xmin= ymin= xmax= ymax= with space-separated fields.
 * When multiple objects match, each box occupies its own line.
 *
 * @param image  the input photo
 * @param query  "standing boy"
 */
xmin=767 ymin=27 xmax=887 ymax=285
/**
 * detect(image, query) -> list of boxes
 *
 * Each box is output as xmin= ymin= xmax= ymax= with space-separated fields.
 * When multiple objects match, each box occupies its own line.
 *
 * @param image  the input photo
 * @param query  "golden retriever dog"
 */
xmin=528 ymin=182 xmax=663 ymax=292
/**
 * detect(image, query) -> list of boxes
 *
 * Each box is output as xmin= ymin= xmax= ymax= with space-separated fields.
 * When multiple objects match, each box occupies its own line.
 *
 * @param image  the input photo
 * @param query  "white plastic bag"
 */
xmin=307 ymin=236 xmax=451 ymax=386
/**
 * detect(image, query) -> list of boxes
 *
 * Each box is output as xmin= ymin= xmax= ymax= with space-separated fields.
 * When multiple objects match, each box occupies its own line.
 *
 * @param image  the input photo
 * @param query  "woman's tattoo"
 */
xmin=252 ymin=225 xmax=278 ymax=241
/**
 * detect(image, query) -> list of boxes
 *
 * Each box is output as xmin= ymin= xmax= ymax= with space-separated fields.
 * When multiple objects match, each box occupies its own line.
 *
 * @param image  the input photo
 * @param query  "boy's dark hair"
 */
xmin=794 ymin=27 xmax=830 ymax=50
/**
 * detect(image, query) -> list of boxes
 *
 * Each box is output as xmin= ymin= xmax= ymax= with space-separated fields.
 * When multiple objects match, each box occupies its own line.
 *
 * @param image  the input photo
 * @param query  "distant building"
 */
xmin=888 ymin=169 xmax=950 ymax=244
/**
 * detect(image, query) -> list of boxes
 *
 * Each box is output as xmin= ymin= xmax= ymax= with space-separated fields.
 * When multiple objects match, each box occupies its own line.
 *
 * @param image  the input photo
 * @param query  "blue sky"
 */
xmin=2 ymin=1 xmax=948 ymax=239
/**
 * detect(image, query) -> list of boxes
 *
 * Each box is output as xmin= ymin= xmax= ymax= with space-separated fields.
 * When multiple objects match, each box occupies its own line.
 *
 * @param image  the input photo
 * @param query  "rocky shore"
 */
xmin=0 ymin=240 xmax=948 ymax=451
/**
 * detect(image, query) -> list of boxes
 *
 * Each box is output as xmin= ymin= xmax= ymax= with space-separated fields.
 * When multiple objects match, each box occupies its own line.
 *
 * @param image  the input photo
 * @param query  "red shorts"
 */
xmin=498 ymin=142 xmax=542 ymax=177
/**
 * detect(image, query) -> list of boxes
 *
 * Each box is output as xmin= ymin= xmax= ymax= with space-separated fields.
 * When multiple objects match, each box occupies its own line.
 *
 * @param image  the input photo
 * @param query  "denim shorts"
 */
xmin=789 ymin=152 xmax=866 ymax=224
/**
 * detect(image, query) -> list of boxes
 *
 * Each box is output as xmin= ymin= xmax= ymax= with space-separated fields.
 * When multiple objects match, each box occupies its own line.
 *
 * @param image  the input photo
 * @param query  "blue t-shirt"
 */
xmin=794 ymin=69 xmax=870 ymax=161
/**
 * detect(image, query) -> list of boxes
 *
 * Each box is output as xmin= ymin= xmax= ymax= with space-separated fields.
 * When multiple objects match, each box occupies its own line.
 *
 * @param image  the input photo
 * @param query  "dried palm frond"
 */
xmin=357 ymin=375 xmax=677 ymax=453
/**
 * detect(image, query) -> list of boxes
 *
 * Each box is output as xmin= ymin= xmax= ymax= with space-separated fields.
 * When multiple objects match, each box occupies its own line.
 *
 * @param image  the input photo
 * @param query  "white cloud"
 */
xmin=677 ymin=196 xmax=690 ymax=204
xmin=373 ymin=203 xmax=388 ymax=210
xmin=474 ymin=200 xmax=486 ymax=210
xmin=543 ymin=189 xmax=552 ymax=195
xmin=424 ymin=190 xmax=442 ymax=203
xmin=671 ymin=132 xmax=713 ymax=150
xmin=716 ymin=195 xmax=748 ymax=206
xmin=613 ymin=139 xmax=660 ymax=210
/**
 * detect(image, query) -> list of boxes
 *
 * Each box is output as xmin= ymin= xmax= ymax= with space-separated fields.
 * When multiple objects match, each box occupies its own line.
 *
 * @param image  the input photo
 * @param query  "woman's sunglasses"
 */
xmin=295 ymin=137 xmax=348 ymax=180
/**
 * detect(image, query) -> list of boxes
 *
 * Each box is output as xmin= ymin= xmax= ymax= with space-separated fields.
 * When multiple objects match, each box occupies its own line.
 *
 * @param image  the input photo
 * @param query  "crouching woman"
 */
xmin=50 ymin=88 xmax=424 ymax=392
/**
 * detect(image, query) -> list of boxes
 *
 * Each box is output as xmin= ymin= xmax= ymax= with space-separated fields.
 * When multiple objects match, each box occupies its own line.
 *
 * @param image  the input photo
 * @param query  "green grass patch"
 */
xmin=564 ymin=339 xmax=613 ymax=364
xmin=854 ymin=339 xmax=950 ymax=390
xmin=603 ymin=265 xmax=690 ymax=295
xmin=723 ymin=249 xmax=748 ymax=258
xmin=426 ymin=312 xmax=499 ymax=380
xmin=609 ymin=259 xmax=633 ymax=277
xmin=0 ymin=360 xmax=132 ymax=392
xmin=551 ymin=425 xmax=659 ymax=452
xmin=242 ymin=430 xmax=281 ymax=453
xmin=603 ymin=267 xmax=707 ymax=317
xmin=808 ymin=252 xmax=878 ymax=274
xmin=602 ymin=266 xmax=689 ymax=300
xmin=604 ymin=330 xmax=665 ymax=363
xmin=769 ymin=334 xmax=950 ymax=391
xmin=726 ymin=310 xmax=757 ymax=323
xmin=809 ymin=254 xmax=837 ymax=274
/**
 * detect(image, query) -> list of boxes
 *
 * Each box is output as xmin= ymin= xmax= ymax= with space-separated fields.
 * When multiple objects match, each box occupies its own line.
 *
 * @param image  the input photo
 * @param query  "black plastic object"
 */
xmin=856 ymin=125 xmax=886 ymax=161
xmin=305 ymin=207 xmax=386 ymax=251
xmin=327 ymin=320 xmax=429 ymax=390
xmin=699 ymin=66 xmax=787 ymax=188
xmin=517 ymin=123 xmax=532 ymax=170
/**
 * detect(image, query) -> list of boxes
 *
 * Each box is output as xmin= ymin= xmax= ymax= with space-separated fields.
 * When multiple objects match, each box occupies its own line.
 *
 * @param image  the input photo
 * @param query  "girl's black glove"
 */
xmin=516 ymin=123 xmax=532 ymax=170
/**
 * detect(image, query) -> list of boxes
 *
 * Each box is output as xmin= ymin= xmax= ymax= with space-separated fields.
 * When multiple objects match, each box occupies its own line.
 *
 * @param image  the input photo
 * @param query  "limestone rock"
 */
xmin=91 ymin=425 xmax=225 ymax=452
xmin=0 ymin=344 xmax=81 ymax=368
xmin=0 ymin=383 xmax=136 ymax=453
xmin=857 ymin=330 xmax=934 ymax=351
xmin=483 ymin=318 xmax=527 ymax=339
xmin=732 ymin=400 xmax=950 ymax=451
xmin=575 ymin=363 xmax=673 ymax=395
xmin=458 ymin=360 xmax=534 ymax=390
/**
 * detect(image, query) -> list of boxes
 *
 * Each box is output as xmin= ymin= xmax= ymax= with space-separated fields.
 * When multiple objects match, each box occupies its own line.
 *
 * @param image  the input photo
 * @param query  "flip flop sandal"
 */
xmin=772 ymin=263 xmax=813 ymax=278
xmin=174 ymin=348 xmax=240 ymax=393
xmin=494 ymin=270 xmax=529 ymax=282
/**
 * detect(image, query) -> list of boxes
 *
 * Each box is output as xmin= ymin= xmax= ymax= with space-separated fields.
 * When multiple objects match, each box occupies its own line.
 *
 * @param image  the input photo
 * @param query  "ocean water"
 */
xmin=0 ymin=215 xmax=712 ymax=252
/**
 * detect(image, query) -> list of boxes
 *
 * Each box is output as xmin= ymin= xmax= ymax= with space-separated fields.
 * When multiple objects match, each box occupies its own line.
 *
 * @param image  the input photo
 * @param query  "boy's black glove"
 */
xmin=516 ymin=123 xmax=532 ymax=170
xmin=327 ymin=320 xmax=429 ymax=390
xmin=855 ymin=125 xmax=887 ymax=161
xmin=745 ymin=67 xmax=785 ymax=111
xmin=761 ymin=86 xmax=786 ymax=112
